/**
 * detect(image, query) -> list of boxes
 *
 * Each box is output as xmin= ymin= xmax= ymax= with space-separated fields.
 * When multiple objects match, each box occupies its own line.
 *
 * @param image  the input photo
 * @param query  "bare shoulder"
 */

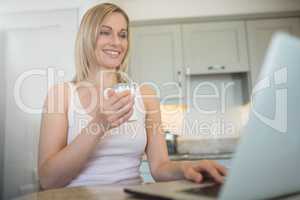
xmin=43 ymin=82 xmax=71 ymax=114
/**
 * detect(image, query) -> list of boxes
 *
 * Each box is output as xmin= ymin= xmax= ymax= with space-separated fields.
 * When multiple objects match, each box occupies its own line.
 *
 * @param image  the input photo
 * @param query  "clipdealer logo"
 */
xmin=251 ymin=67 xmax=287 ymax=133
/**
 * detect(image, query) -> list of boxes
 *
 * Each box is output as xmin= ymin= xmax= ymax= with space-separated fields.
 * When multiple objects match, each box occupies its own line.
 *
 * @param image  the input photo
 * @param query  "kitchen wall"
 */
xmin=0 ymin=0 xmax=80 ymax=14
xmin=121 ymin=0 xmax=300 ymax=21
xmin=1 ymin=0 xmax=300 ymax=21
xmin=79 ymin=0 xmax=300 ymax=21
xmin=183 ymin=73 xmax=248 ymax=137
xmin=0 ymin=31 xmax=5 ymax=200
xmin=0 ymin=9 xmax=78 ymax=199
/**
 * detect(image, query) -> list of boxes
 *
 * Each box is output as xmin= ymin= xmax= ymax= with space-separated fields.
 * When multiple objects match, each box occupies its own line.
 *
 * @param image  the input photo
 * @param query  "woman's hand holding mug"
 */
xmin=95 ymin=88 xmax=135 ymax=132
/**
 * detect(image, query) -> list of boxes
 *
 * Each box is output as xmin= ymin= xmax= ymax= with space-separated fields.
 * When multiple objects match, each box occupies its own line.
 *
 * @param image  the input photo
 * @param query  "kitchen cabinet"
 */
xmin=182 ymin=21 xmax=249 ymax=75
xmin=130 ymin=24 xmax=185 ymax=102
xmin=130 ymin=17 xmax=300 ymax=100
xmin=246 ymin=18 xmax=300 ymax=87
xmin=130 ymin=21 xmax=250 ymax=101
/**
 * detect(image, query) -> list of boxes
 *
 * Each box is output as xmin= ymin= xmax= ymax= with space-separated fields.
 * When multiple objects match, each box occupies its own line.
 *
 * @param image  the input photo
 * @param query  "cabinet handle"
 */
xmin=177 ymin=70 xmax=182 ymax=87
xmin=208 ymin=65 xmax=226 ymax=70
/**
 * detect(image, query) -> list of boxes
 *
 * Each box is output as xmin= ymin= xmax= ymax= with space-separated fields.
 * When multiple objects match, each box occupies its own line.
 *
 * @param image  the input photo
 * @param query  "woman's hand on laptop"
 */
xmin=181 ymin=160 xmax=227 ymax=184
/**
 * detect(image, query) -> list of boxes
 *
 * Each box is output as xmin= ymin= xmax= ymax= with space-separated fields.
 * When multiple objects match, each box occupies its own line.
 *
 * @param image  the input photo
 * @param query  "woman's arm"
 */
xmin=38 ymin=83 xmax=105 ymax=189
xmin=140 ymin=84 xmax=227 ymax=184
xmin=38 ymin=84 xmax=134 ymax=189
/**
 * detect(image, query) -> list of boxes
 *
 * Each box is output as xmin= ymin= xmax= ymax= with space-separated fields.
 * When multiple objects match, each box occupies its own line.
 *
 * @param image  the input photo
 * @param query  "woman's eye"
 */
xmin=100 ymin=31 xmax=111 ymax=36
xmin=119 ymin=32 xmax=128 ymax=39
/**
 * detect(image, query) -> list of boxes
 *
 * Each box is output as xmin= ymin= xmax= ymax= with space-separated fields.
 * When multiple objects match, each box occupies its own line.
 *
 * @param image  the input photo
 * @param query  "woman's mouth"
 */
xmin=103 ymin=49 xmax=121 ymax=58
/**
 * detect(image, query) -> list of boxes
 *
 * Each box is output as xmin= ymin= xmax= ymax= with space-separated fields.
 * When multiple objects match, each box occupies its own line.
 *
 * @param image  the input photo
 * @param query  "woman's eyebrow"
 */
xmin=100 ymin=25 xmax=112 ymax=30
xmin=100 ymin=25 xmax=127 ymax=32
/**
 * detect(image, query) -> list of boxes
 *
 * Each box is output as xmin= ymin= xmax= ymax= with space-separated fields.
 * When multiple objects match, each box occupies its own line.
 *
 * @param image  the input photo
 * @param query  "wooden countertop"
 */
xmin=13 ymin=181 xmax=300 ymax=200
xmin=13 ymin=185 xmax=140 ymax=200
xmin=168 ymin=153 xmax=233 ymax=161
xmin=142 ymin=153 xmax=233 ymax=161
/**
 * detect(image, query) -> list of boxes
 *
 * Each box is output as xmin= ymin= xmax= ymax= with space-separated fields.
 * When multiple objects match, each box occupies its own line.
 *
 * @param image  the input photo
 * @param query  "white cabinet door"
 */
xmin=0 ymin=31 xmax=5 ymax=200
xmin=130 ymin=25 xmax=184 ymax=103
xmin=182 ymin=21 xmax=249 ymax=75
xmin=1 ymin=9 xmax=78 ymax=199
xmin=247 ymin=18 xmax=300 ymax=86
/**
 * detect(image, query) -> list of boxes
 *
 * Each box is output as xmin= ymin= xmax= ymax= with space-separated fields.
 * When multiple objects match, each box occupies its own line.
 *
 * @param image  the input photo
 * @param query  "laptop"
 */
xmin=124 ymin=32 xmax=300 ymax=200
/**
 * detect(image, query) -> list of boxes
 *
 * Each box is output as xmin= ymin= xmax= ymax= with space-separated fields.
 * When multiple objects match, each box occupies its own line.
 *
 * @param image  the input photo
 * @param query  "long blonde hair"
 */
xmin=74 ymin=3 xmax=130 ymax=83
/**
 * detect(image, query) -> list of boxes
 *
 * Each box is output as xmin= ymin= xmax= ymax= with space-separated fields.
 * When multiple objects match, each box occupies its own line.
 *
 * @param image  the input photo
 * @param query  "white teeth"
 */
xmin=103 ymin=50 xmax=120 ymax=56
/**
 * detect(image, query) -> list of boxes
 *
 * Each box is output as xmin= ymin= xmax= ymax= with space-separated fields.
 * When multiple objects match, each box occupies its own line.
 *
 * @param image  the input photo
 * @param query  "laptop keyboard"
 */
xmin=181 ymin=184 xmax=222 ymax=197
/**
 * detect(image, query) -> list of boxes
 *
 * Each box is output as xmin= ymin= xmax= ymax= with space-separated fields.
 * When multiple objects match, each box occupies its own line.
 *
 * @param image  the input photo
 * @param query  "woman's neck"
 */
xmin=86 ymin=68 xmax=118 ymax=89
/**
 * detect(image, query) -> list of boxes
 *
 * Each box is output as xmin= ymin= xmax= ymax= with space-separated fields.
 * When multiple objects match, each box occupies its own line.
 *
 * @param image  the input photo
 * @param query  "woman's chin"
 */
xmin=99 ymin=64 xmax=121 ymax=71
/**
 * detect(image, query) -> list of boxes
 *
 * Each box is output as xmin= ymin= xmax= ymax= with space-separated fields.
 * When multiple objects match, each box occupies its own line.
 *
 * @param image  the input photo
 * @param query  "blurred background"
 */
xmin=0 ymin=0 xmax=300 ymax=199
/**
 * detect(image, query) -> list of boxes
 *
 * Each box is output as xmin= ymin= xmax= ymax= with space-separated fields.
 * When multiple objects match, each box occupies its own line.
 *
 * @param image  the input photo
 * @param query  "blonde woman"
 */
xmin=38 ymin=3 xmax=227 ymax=189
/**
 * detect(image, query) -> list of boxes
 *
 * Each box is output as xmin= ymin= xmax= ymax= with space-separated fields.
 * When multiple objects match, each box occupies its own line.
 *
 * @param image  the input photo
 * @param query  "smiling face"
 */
xmin=94 ymin=11 xmax=129 ymax=71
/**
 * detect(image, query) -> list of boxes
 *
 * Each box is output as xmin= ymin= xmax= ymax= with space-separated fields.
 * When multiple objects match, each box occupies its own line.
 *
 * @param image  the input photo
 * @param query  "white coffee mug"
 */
xmin=104 ymin=82 xmax=138 ymax=122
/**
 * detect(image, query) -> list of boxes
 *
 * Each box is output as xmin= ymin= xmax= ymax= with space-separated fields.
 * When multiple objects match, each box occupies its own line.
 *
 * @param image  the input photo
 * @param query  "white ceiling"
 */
xmin=1 ymin=0 xmax=300 ymax=21
xmin=0 ymin=0 xmax=82 ymax=14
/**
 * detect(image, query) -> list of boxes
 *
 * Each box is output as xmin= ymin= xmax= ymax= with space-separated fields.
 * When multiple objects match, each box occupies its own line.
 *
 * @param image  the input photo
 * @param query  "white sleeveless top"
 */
xmin=66 ymin=82 xmax=147 ymax=187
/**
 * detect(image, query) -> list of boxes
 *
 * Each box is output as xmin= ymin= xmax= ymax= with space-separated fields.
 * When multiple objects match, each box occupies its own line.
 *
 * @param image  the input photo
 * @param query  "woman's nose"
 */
xmin=111 ymin=33 xmax=121 ymax=45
